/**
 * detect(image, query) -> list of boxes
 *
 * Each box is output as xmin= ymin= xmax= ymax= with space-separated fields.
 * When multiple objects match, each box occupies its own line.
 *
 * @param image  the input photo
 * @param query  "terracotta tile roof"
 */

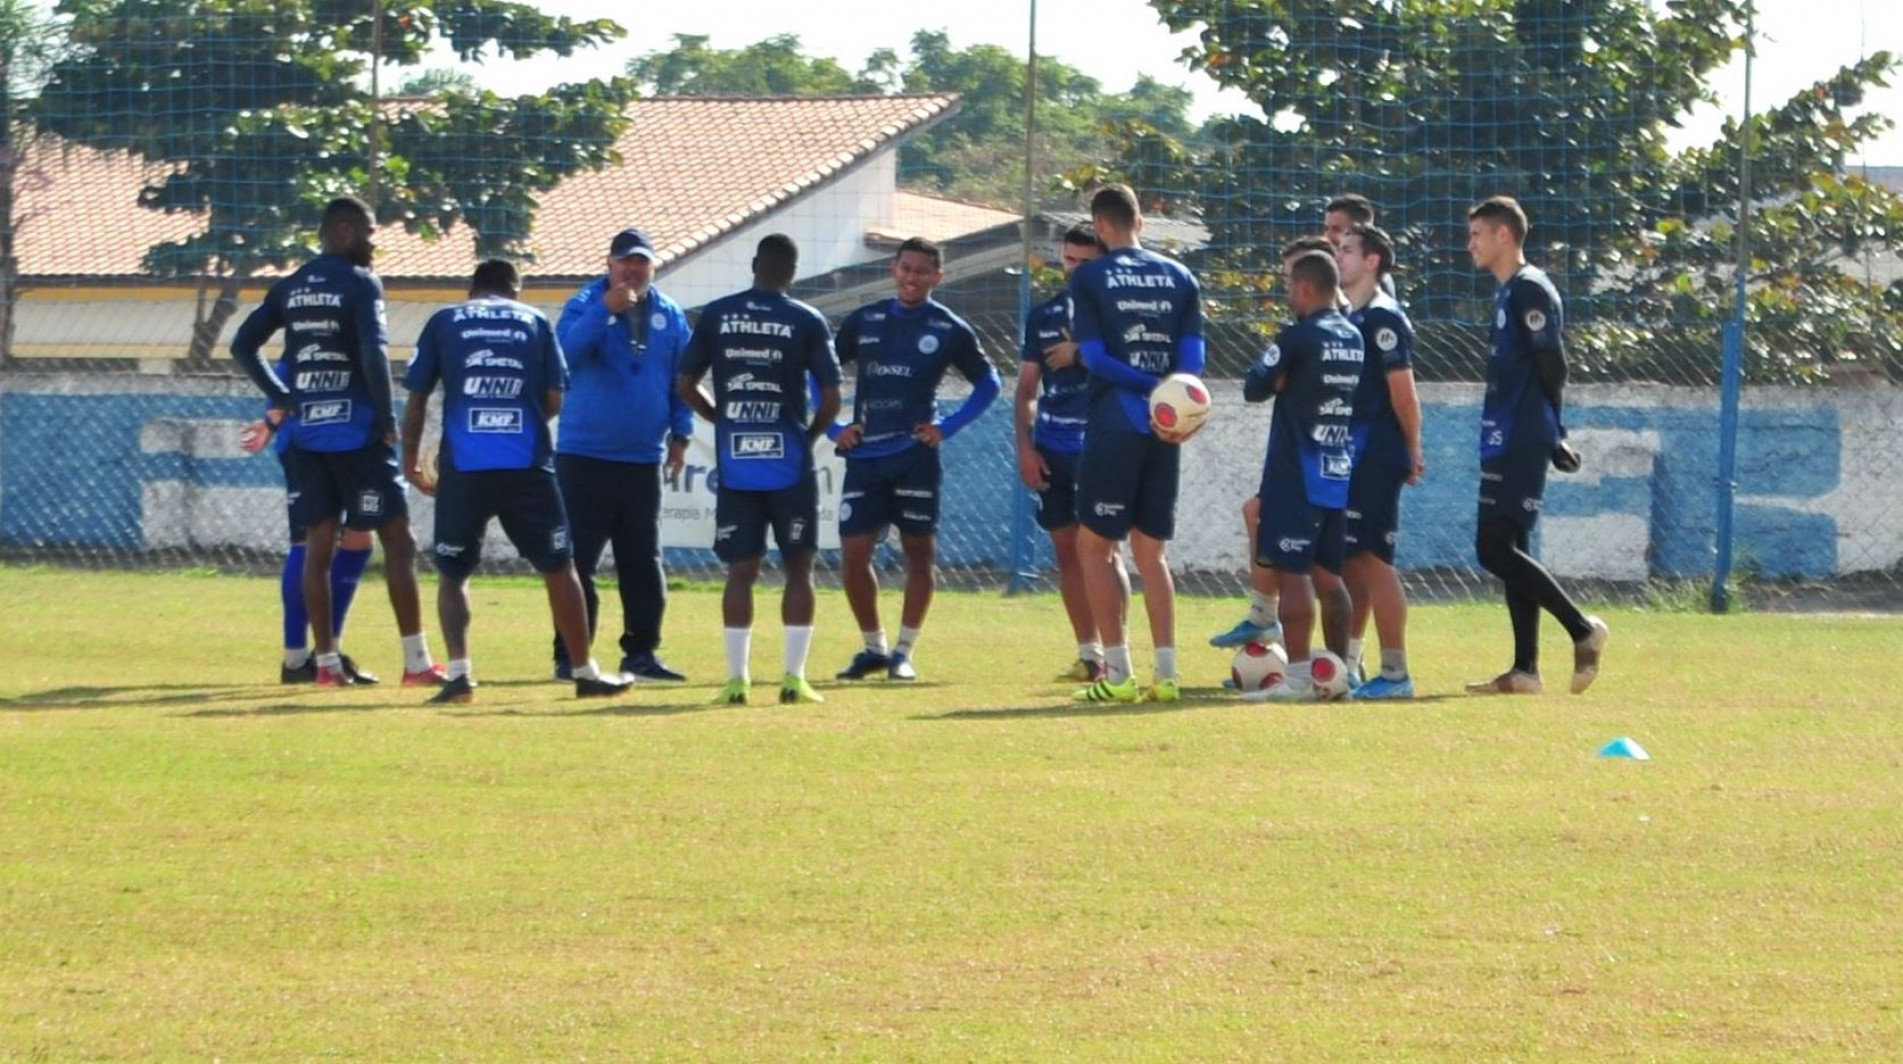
xmin=16 ymin=94 xmax=960 ymax=282
xmin=869 ymin=191 xmax=1022 ymax=246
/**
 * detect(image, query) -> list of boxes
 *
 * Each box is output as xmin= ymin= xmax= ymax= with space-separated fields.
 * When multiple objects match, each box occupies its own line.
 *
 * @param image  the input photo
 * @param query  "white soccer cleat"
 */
xmin=1571 ymin=616 xmax=1610 ymax=694
xmin=1242 ymin=678 xmax=1316 ymax=703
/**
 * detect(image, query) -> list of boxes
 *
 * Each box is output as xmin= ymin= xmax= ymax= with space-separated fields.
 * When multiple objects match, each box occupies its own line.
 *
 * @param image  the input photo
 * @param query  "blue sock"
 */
xmin=282 ymin=544 xmax=309 ymax=650
xmin=331 ymin=546 xmax=373 ymax=640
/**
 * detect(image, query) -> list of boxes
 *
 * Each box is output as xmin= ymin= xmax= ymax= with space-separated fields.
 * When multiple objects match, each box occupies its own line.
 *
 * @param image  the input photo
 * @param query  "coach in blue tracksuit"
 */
xmin=551 ymin=227 xmax=694 ymax=682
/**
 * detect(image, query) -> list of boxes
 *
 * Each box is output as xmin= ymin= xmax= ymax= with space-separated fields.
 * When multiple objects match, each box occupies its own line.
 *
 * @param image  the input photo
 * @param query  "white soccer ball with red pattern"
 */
xmin=1310 ymin=650 xmax=1352 ymax=701
xmin=1230 ymin=640 xmax=1289 ymax=693
xmin=1148 ymin=373 xmax=1212 ymax=440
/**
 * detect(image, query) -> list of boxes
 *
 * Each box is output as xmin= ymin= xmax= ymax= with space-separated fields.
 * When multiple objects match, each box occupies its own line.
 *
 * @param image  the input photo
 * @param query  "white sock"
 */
xmin=316 ymin=651 xmax=342 ymax=671
xmin=1247 ymin=590 xmax=1278 ymax=627
xmin=784 ymin=626 xmax=814 ymax=678
xmin=1154 ymin=646 xmax=1178 ymax=681
xmin=446 ymin=658 xmax=471 ymax=682
xmin=401 ymin=633 xmax=433 ymax=673
xmin=1104 ymin=645 xmax=1133 ymax=684
xmin=895 ymin=625 xmax=922 ymax=656
xmin=574 ymin=659 xmax=601 ymax=681
xmin=1079 ymin=642 xmax=1104 ymax=665
xmin=724 ymin=628 xmax=751 ymax=682
xmin=284 ymin=647 xmax=311 ymax=669
xmin=1346 ymin=638 xmax=1365 ymax=673
xmin=863 ymin=629 xmax=888 ymax=655
xmin=1285 ymin=659 xmax=1313 ymax=688
xmin=1380 ymin=648 xmax=1409 ymax=680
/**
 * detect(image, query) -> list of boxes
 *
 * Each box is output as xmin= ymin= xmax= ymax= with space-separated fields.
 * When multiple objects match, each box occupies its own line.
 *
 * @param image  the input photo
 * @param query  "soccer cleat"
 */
xmin=621 ymin=653 xmax=686 ymax=683
xmin=1571 ymin=616 xmax=1610 ymax=694
xmin=1464 ymin=670 xmax=1543 ymax=695
xmin=1072 ymin=676 xmax=1141 ymax=703
xmin=314 ymin=663 xmax=355 ymax=687
xmin=1057 ymin=658 xmax=1105 ymax=683
xmin=428 ymin=675 xmax=476 ymax=705
xmin=552 ymin=661 xmax=574 ymax=682
xmin=1145 ymin=678 xmax=1182 ymax=703
xmin=280 ymin=657 xmax=317 ymax=685
xmin=574 ymin=672 xmax=632 ymax=699
xmin=1355 ymin=675 xmax=1416 ymax=700
xmin=835 ymin=649 xmax=891 ymax=680
xmin=401 ymin=663 xmax=449 ymax=688
xmin=1210 ymin=618 xmax=1281 ymax=649
xmin=887 ymin=650 xmax=918 ymax=682
xmin=340 ymin=654 xmax=379 ymax=685
xmin=1242 ymin=678 xmax=1315 ymax=703
xmin=713 ymin=678 xmax=751 ymax=706
xmin=779 ymin=674 xmax=825 ymax=704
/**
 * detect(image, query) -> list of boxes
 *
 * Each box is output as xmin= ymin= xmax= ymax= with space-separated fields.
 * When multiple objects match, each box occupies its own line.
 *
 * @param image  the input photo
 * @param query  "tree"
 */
xmin=398 ymin=66 xmax=477 ymax=96
xmin=34 ymin=0 xmax=638 ymax=368
xmin=628 ymin=34 xmax=865 ymax=97
xmin=0 ymin=0 xmax=67 ymax=364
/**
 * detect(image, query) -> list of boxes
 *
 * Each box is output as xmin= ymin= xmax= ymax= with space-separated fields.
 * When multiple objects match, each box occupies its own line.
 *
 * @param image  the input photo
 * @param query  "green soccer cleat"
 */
xmin=713 ymin=678 xmax=751 ymax=706
xmin=778 ymin=673 xmax=825 ymax=704
xmin=1145 ymin=678 xmax=1182 ymax=703
xmin=1072 ymin=675 xmax=1141 ymax=703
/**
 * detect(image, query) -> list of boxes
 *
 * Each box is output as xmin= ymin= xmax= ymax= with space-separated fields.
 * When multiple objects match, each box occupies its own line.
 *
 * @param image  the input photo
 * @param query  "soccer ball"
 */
xmin=1310 ymin=650 xmax=1352 ymax=701
xmin=1148 ymin=373 xmax=1212 ymax=440
xmin=1230 ymin=640 xmax=1289 ymax=693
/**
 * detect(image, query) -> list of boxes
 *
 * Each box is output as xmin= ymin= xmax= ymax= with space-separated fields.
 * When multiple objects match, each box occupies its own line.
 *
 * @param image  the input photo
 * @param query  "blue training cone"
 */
xmin=1599 ymin=737 xmax=1651 ymax=761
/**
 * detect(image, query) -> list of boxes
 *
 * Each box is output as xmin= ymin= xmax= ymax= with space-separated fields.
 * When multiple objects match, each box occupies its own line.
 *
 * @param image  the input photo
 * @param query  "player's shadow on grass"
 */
xmin=1 ymin=684 xmax=289 ymax=712
xmin=919 ymin=689 xmax=1225 ymax=721
xmin=446 ymin=699 xmax=728 ymax=719
xmin=178 ymin=698 xmax=399 ymax=718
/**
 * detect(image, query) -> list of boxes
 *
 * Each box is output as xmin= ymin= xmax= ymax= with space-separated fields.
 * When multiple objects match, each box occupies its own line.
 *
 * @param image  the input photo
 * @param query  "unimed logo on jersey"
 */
xmin=468 ymin=407 xmax=524 ymax=433
xmin=300 ymin=398 xmax=352 ymax=425
xmin=730 ymin=432 xmax=784 ymax=460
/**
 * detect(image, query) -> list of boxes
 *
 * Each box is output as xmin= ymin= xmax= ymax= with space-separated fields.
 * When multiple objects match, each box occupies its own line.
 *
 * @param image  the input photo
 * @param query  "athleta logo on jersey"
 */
xmin=468 ymin=408 xmax=524 ymax=433
xmin=730 ymin=433 xmax=785 ymax=459
xmin=301 ymin=398 xmax=352 ymax=425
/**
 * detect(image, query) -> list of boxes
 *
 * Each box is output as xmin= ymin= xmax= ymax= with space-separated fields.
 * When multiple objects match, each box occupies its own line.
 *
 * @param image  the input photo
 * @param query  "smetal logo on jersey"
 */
xmin=917 ymin=334 xmax=940 ymax=355
xmin=301 ymin=399 xmax=352 ymax=425
xmin=730 ymin=433 xmax=785 ymax=460
xmin=468 ymin=408 xmax=525 ymax=434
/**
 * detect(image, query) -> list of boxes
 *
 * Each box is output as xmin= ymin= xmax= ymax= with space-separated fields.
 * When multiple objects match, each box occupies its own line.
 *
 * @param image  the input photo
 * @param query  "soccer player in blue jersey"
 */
xmin=828 ymin=237 xmax=1001 ymax=683
xmin=677 ymin=234 xmax=844 ymax=706
xmin=1067 ymin=184 xmax=1205 ymax=704
xmin=1336 ymin=224 xmax=1425 ymax=699
xmin=399 ymin=260 xmax=631 ymax=703
xmin=1241 ymin=250 xmax=1364 ymax=702
xmin=1465 ymin=196 xmax=1608 ymax=695
xmin=1015 ymin=223 xmax=1105 ymax=681
xmin=240 ymin=378 xmax=377 ymax=684
xmin=231 ymin=196 xmax=441 ymax=688
xmin=551 ymin=227 xmax=693 ymax=684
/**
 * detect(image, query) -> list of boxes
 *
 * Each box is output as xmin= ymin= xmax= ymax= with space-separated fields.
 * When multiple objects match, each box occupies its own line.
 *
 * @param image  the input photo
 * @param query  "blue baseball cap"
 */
xmin=609 ymin=227 xmax=657 ymax=261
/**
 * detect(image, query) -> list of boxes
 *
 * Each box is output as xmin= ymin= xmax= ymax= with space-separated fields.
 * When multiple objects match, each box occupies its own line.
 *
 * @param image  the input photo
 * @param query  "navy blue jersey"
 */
xmin=231 ymin=253 xmax=393 ymax=453
xmin=1068 ymin=247 xmax=1204 ymax=436
xmin=1021 ymin=291 xmax=1088 ymax=455
xmin=681 ymin=288 xmax=842 ymax=491
xmin=1260 ymin=309 xmax=1364 ymax=509
xmin=835 ymin=297 xmax=992 ymax=459
xmin=1481 ymin=264 xmax=1565 ymax=460
xmin=404 ymin=296 xmax=567 ymax=473
xmin=1347 ymin=291 xmax=1417 ymax=471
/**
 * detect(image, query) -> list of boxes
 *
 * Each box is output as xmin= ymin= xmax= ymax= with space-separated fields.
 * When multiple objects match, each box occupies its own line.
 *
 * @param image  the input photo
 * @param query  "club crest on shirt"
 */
xmin=1524 ymin=309 xmax=1548 ymax=332
xmin=651 ymin=312 xmax=668 ymax=332
xmin=1375 ymin=327 xmax=1399 ymax=352
xmin=1262 ymin=343 xmax=1282 ymax=368
xmin=918 ymin=334 xmax=940 ymax=355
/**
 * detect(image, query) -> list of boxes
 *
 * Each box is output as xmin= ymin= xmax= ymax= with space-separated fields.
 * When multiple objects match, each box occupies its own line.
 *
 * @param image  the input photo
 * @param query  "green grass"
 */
xmin=2 ymin=564 xmax=1900 ymax=1061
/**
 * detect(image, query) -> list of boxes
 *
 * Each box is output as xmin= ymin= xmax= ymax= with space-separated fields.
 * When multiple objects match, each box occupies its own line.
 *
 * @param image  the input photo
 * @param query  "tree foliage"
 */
xmin=33 ymin=0 xmax=637 ymax=364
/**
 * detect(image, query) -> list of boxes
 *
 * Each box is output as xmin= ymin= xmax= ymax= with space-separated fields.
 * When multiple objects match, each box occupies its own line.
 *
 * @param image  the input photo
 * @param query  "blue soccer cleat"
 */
xmin=1355 ymin=675 xmax=1415 ymax=700
xmin=1210 ymin=618 xmax=1281 ymax=649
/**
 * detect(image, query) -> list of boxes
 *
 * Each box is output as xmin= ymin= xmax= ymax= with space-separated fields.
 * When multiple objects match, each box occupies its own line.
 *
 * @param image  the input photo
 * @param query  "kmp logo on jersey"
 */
xmin=729 ymin=432 xmax=785 ymax=459
xmin=468 ymin=407 xmax=524 ymax=434
xmin=300 ymin=398 xmax=352 ymax=425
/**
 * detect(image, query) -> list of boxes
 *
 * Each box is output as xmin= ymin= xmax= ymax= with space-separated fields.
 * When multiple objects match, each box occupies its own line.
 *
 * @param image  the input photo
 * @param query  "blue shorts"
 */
xmin=432 ymin=466 xmax=573 ymax=576
xmin=1478 ymin=447 xmax=1549 ymax=531
xmin=840 ymin=446 xmax=942 ymax=538
xmin=1033 ymin=445 xmax=1082 ymax=532
xmin=277 ymin=451 xmax=311 ymax=542
xmin=716 ymin=474 xmax=819 ymax=563
xmin=1258 ymin=488 xmax=1346 ymax=576
xmin=1077 ymin=431 xmax=1180 ymax=541
xmin=1345 ymin=462 xmax=1407 ymax=565
xmin=283 ymin=441 xmax=407 ymax=534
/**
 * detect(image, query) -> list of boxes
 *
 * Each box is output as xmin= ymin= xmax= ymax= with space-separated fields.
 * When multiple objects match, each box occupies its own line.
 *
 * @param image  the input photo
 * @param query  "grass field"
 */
xmin=2 ymin=563 xmax=1900 ymax=1061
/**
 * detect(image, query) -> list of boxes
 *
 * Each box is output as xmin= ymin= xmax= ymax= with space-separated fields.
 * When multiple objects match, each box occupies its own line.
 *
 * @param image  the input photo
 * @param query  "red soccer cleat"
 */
xmin=315 ymin=663 xmax=355 ymax=687
xmin=401 ymin=663 xmax=449 ymax=687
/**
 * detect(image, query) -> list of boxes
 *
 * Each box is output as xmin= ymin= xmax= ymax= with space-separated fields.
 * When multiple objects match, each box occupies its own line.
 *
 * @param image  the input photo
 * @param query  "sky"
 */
xmin=462 ymin=0 xmax=1903 ymax=168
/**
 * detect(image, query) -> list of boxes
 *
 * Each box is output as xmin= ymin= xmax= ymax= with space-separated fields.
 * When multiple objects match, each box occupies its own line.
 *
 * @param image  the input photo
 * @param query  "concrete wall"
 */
xmin=3 ymin=374 xmax=1898 ymax=583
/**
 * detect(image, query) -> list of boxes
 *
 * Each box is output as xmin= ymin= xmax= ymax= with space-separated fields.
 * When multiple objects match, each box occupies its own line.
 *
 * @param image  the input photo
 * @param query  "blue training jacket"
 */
xmin=555 ymin=277 xmax=694 ymax=464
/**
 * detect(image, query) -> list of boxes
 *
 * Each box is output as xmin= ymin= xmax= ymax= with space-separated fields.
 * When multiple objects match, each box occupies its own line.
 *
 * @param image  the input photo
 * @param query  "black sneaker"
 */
xmin=341 ymin=654 xmax=379 ymax=685
xmin=280 ymin=657 xmax=317 ymax=684
xmin=620 ymin=653 xmax=686 ymax=682
xmin=835 ymin=649 xmax=891 ymax=680
xmin=575 ymin=672 xmax=632 ymax=699
xmin=428 ymin=675 xmax=476 ymax=705
xmin=552 ymin=661 xmax=574 ymax=682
